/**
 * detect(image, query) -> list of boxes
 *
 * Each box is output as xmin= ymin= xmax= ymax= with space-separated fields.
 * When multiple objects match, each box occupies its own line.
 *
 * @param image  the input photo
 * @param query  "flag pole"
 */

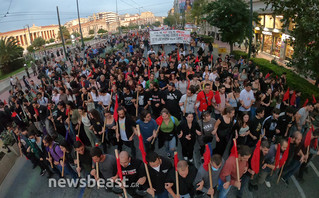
xmin=233 ymin=138 xmax=240 ymax=190
xmin=151 ymin=126 xmax=160 ymax=145
xmin=174 ymin=151 xmax=180 ymax=197
xmin=115 ymin=149 xmax=128 ymax=198
xmin=96 ymin=161 xmax=100 ymax=189
xmin=48 ymin=152 xmax=54 ymax=168
xmin=49 ymin=109 xmax=57 ymax=131
xmin=62 ymin=150 xmax=65 ymax=177
xmin=101 ymin=116 xmax=107 ymax=143
xmin=208 ymin=161 xmax=214 ymax=198
xmin=76 ymin=150 xmax=80 ymax=177
xmin=277 ymin=162 xmax=285 ymax=184
xmin=136 ymin=125 xmax=154 ymax=197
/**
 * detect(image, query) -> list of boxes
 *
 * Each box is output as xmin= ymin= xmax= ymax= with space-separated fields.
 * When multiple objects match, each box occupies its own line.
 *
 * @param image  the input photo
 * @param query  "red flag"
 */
xmin=113 ymin=95 xmax=119 ymax=122
xmin=48 ymin=106 xmax=51 ymax=111
xmin=174 ymin=152 xmax=179 ymax=171
xmin=88 ymin=72 xmax=93 ymax=78
xmin=304 ymin=126 xmax=314 ymax=148
xmin=11 ymin=112 xmax=17 ymax=117
xmin=156 ymin=116 xmax=163 ymax=126
xmin=138 ymin=132 xmax=147 ymax=164
xmin=265 ymin=73 xmax=270 ymax=79
xmin=103 ymin=59 xmax=106 ymax=65
xmin=187 ymin=56 xmax=190 ymax=62
xmin=76 ymin=135 xmax=84 ymax=145
xmin=177 ymin=50 xmax=180 ymax=61
xmin=92 ymin=66 xmax=96 ymax=73
xmin=203 ymin=144 xmax=211 ymax=171
xmin=283 ymin=88 xmax=290 ymax=101
xmin=187 ymin=80 xmax=190 ymax=90
xmin=211 ymin=54 xmax=213 ymax=62
xmin=279 ymin=137 xmax=290 ymax=167
xmin=81 ymin=80 xmax=85 ymax=88
xmin=274 ymin=143 xmax=281 ymax=170
xmin=18 ymin=135 xmax=21 ymax=141
xmin=66 ymin=108 xmax=70 ymax=116
xmin=303 ymin=99 xmax=309 ymax=107
xmin=34 ymin=108 xmax=39 ymax=116
xmin=313 ymin=138 xmax=318 ymax=150
xmin=95 ymin=143 xmax=99 ymax=147
xmin=290 ymin=91 xmax=296 ymax=106
xmin=169 ymin=55 xmax=172 ymax=62
xmin=230 ymin=139 xmax=238 ymax=158
xmin=215 ymin=90 xmax=221 ymax=104
xmin=195 ymin=56 xmax=199 ymax=63
xmin=116 ymin=155 xmax=123 ymax=180
xmin=313 ymin=94 xmax=317 ymax=104
xmin=148 ymin=57 xmax=152 ymax=67
xmin=3 ymin=100 xmax=7 ymax=106
xmin=251 ymin=140 xmax=261 ymax=174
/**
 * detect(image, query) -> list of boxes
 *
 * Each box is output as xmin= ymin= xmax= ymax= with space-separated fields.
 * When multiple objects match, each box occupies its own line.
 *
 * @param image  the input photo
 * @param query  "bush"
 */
xmin=231 ymin=50 xmax=248 ymax=60
xmin=200 ymin=35 xmax=214 ymax=43
xmin=251 ymin=58 xmax=319 ymax=102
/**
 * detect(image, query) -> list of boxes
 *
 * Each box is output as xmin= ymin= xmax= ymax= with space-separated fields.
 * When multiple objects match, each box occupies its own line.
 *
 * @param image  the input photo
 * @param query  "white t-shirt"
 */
xmin=209 ymin=73 xmax=218 ymax=82
xmin=239 ymin=89 xmax=255 ymax=112
xmin=98 ymin=93 xmax=111 ymax=106
xmin=119 ymin=118 xmax=128 ymax=141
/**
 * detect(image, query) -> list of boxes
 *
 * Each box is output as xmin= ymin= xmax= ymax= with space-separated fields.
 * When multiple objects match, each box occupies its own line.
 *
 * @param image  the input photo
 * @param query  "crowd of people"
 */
xmin=0 ymin=30 xmax=319 ymax=198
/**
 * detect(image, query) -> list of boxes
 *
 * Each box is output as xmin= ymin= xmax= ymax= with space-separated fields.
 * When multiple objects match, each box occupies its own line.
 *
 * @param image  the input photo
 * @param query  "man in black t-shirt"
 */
xmin=247 ymin=107 xmax=265 ymax=147
xmin=148 ymin=82 xmax=162 ymax=118
xmin=161 ymin=82 xmax=182 ymax=119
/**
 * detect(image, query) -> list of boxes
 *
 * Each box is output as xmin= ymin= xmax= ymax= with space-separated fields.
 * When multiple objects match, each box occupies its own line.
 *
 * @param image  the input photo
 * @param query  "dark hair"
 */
xmin=60 ymin=140 xmax=72 ymax=152
xmin=238 ymin=145 xmax=252 ymax=156
xmin=272 ymin=108 xmax=281 ymax=115
xmin=43 ymin=135 xmax=53 ymax=144
xmin=89 ymin=109 xmax=102 ymax=123
xmin=211 ymin=154 xmax=222 ymax=166
xmin=90 ymin=147 xmax=103 ymax=158
xmin=223 ymin=106 xmax=235 ymax=115
xmin=256 ymin=107 xmax=265 ymax=115
xmin=140 ymin=110 xmax=151 ymax=121
xmin=285 ymin=106 xmax=295 ymax=115
xmin=146 ymin=151 xmax=160 ymax=163
xmin=74 ymin=141 xmax=84 ymax=149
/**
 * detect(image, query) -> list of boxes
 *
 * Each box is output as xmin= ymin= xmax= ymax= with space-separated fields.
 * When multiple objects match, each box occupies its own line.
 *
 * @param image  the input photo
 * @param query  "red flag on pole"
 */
xmin=138 ymin=132 xmax=147 ymax=164
xmin=304 ymin=126 xmax=314 ymax=148
xmin=230 ymin=139 xmax=238 ymax=158
xmin=81 ymin=80 xmax=85 ymax=88
xmin=148 ymin=57 xmax=152 ymax=67
xmin=211 ymin=54 xmax=213 ymax=62
xmin=187 ymin=56 xmax=190 ymax=62
xmin=195 ymin=56 xmax=199 ymax=63
xmin=3 ymin=100 xmax=7 ymax=106
xmin=279 ymin=137 xmax=291 ymax=168
xmin=265 ymin=73 xmax=270 ymax=79
xmin=156 ymin=116 xmax=163 ymax=126
xmin=169 ymin=55 xmax=172 ymax=62
xmin=113 ymin=95 xmax=119 ymax=122
xmin=274 ymin=143 xmax=281 ymax=170
xmin=251 ymin=140 xmax=261 ymax=174
xmin=177 ymin=50 xmax=180 ymax=61
xmin=215 ymin=90 xmax=221 ymax=104
xmin=76 ymin=135 xmax=84 ymax=145
xmin=187 ymin=80 xmax=190 ymax=90
xmin=116 ymin=154 xmax=123 ymax=180
xmin=290 ymin=91 xmax=296 ymax=106
xmin=283 ymin=88 xmax=290 ymax=101
xmin=313 ymin=94 xmax=317 ymax=104
xmin=203 ymin=144 xmax=211 ymax=171
xmin=34 ymin=108 xmax=39 ymax=116
xmin=313 ymin=138 xmax=318 ymax=150
xmin=174 ymin=152 xmax=179 ymax=171
xmin=11 ymin=112 xmax=17 ymax=117
xmin=303 ymin=99 xmax=309 ymax=107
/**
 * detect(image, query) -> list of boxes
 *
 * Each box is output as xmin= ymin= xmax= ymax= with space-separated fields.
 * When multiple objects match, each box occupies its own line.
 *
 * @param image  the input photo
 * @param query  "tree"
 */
xmin=89 ymin=29 xmax=94 ymax=35
xmin=32 ymin=37 xmax=45 ymax=49
xmin=0 ymin=37 xmax=24 ymax=73
xmin=204 ymin=0 xmax=259 ymax=52
xmin=27 ymin=45 xmax=35 ymax=53
xmin=164 ymin=14 xmax=177 ymax=27
xmin=152 ymin=21 xmax=161 ymax=27
xmin=49 ymin=38 xmax=55 ymax=43
xmin=72 ymin=32 xmax=80 ymax=38
xmin=191 ymin=0 xmax=206 ymax=25
xmin=97 ymin=28 xmax=107 ymax=34
xmin=262 ymin=0 xmax=319 ymax=77
xmin=57 ymin=26 xmax=71 ymax=41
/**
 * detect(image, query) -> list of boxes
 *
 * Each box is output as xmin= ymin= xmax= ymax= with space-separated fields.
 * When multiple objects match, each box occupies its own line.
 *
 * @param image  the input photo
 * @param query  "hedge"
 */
xmin=231 ymin=50 xmax=248 ymax=60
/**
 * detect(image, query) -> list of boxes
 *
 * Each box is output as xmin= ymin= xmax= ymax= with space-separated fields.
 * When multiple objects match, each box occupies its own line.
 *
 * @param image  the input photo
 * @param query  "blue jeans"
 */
xmin=156 ymin=190 xmax=169 ymax=198
xmin=57 ymin=163 xmax=78 ymax=179
xmin=282 ymin=159 xmax=301 ymax=180
xmin=164 ymin=137 xmax=176 ymax=157
xmin=218 ymin=183 xmax=232 ymax=198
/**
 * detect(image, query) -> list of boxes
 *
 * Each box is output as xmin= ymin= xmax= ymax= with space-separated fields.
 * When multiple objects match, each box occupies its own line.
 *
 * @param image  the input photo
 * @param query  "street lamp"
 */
xmin=76 ymin=0 xmax=85 ymax=49
xmin=248 ymin=0 xmax=253 ymax=58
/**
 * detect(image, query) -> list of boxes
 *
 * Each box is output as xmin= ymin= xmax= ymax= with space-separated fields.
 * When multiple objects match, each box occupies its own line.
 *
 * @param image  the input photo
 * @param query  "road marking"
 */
xmin=309 ymin=162 xmax=319 ymax=177
xmin=291 ymin=176 xmax=306 ymax=198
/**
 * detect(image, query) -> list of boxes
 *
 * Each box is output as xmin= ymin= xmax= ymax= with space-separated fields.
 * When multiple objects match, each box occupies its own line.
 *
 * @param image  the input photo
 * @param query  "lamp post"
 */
xmin=56 ymin=6 xmax=68 ymax=60
xmin=76 ymin=0 xmax=85 ymax=49
xmin=248 ymin=0 xmax=253 ymax=58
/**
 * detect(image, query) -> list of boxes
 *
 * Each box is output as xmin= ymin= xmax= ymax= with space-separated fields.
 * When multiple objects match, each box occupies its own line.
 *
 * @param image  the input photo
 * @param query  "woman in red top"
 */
xmin=196 ymin=83 xmax=214 ymax=118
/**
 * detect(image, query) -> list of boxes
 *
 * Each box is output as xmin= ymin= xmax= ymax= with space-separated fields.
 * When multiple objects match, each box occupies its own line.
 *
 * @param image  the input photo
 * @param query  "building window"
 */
xmin=265 ymin=15 xmax=274 ymax=29
xmin=275 ymin=15 xmax=283 ymax=30
xmin=259 ymin=15 xmax=264 ymax=26
xmin=263 ymin=35 xmax=273 ymax=54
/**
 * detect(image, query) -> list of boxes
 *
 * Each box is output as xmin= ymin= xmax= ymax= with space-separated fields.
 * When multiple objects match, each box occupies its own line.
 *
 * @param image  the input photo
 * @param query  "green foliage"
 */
xmin=152 ymin=21 xmax=161 ymax=27
xmin=231 ymin=50 xmax=248 ymax=60
xmin=262 ymin=0 xmax=319 ymax=77
xmin=199 ymin=35 xmax=214 ymax=44
xmin=72 ymin=32 xmax=81 ymax=38
xmin=205 ymin=0 xmax=259 ymax=52
xmin=27 ymin=45 xmax=35 ymax=53
xmin=0 ymin=37 xmax=24 ymax=74
xmin=32 ymin=37 xmax=45 ymax=49
xmin=97 ymin=28 xmax=107 ymax=34
xmin=89 ymin=29 xmax=94 ymax=35
xmin=164 ymin=14 xmax=177 ymax=27
xmin=0 ymin=130 xmax=16 ymax=146
xmin=49 ymin=38 xmax=55 ymax=43
xmin=191 ymin=0 xmax=206 ymax=25
xmin=251 ymin=58 xmax=319 ymax=102
xmin=57 ymin=26 xmax=71 ymax=41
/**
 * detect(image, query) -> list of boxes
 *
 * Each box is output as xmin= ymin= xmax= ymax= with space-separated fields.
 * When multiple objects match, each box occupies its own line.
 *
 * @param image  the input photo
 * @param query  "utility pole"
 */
xmin=56 ymin=6 xmax=68 ymax=60
xmin=116 ymin=0 xmax=121 ymax=35
xmin=248 ymin=0 xmax=253 ymax=58
xmin=76 ymin=0 xmax=85 ymax=49
xmin=25 ymin=24 xmax=32 ymax=45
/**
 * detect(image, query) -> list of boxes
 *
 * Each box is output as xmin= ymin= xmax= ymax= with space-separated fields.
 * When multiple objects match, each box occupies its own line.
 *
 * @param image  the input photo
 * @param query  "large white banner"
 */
xmin=150 ymin=30 xmax=191 ymax=45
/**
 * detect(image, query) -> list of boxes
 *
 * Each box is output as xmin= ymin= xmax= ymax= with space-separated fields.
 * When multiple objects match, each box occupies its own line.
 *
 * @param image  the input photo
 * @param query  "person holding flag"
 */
xmin=74 ymin=140 xmax=92 ymax=177
xmin=295 ymin=103 xmax=314 ymax=133
xmin=218 ymin=144 xmax=252 ymax=198
xmin=136 ymin=110 xmax=158 ymax=151
xmin=194 ymin=144 xmax=224 ymax=197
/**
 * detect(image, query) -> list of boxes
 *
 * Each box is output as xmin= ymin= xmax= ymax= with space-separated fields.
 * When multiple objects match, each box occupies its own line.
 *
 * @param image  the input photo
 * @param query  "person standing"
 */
xmin=161 ymin=82 xmax=182 ymax=119
xmin=239 ymin=83 xmax=255 ymax=116
xmin=136 ymin=110 xmax=158 ymax=151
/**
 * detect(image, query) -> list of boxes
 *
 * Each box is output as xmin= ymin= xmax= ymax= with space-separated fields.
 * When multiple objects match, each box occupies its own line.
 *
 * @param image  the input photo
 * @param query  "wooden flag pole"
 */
xmin=62 ymin=151 xmax=66 ymax=177
xmin=50 ymin=109 xmax=57 ymax=131
xmin=76 ymin=151 xmax=81 ymax=177
xmin=48 ymin=152 xmax=53 ymax=168
xmin=115 ymin=149 xmax=128 ymax=198
xmin=151 ymin=126 xmax=160 ymax=145
xmin=101 ymin=116 xmax=107 ymax=143
xmin=96 ymin=161 xmax=100 ymax=189
xmin=77 ymin=121 xmax=81 ymax=136
xmin=277 ymin=162 xmax=285 ymax=184
xmin=136 ymin=91 xmax=139 ymax=117
xmin=233 ymin=138 xmax=240 ymax=190
xmin=174 ymin=152 xmax=180 ymax=197
xmin=208 ymin=162 xmax=214 ymax=198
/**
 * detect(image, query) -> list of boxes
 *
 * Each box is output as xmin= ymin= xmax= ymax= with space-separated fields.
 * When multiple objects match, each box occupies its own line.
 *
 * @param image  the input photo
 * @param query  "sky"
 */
xmin=0 ymin=0 xmax=174 ymax=32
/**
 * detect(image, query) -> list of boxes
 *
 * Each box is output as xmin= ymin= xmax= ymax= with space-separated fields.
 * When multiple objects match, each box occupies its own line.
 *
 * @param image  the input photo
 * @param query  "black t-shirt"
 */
xmin=147 ymin=156 xmax=172 ymax=193
xmin=79 ymin=147 xmax=92 ymax=172
xmin=276 ymin=114 xmax=292 ymax=137
xmin=166 ymin=165 xmax=197 ymax=196
xmin=121 ymin=158 xmax=146 ymax=188
xmin=135 ymin=91 xmax=147 ymax=108
xmin=162 ymin=89 xmax=182 ymax=117
xmin=247 ymin=116 xmax=263 ymax=146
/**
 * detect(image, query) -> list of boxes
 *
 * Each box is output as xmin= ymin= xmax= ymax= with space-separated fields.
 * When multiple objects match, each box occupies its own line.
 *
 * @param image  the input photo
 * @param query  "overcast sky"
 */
xmin=0 ymin=0 xmax=173 ymax=32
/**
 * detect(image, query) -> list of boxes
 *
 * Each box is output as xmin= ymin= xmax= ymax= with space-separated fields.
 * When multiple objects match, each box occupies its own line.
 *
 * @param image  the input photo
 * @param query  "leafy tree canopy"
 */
xmin=97 ymin=28 xmax=107 ymax=34
xmin=32 ymin=37 xmax=45 ymax=49
xmin=58 ymin=26 xmax=71 ymax=41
